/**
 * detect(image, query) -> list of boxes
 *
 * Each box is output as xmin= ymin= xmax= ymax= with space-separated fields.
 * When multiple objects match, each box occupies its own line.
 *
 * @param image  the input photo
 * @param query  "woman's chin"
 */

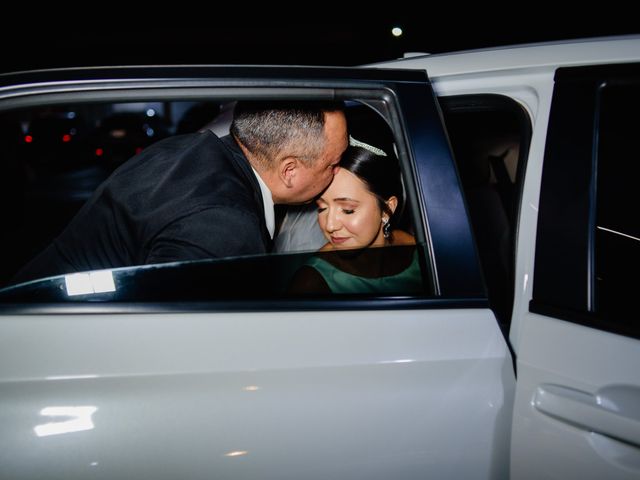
xmin=332 ymin=241 xmax=360 ymax=250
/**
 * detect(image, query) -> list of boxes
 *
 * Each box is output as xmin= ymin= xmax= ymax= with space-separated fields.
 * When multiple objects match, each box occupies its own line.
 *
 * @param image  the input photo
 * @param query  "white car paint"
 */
xmin=512 ymin=314 xmax=640 ymax=479
xmin=0 ymin=309 xmax=512 ymax=479
xmin=373 ymin=34 xmax=640 ymax=478
xmin=379 ymin=35 xmax=640 ymax=77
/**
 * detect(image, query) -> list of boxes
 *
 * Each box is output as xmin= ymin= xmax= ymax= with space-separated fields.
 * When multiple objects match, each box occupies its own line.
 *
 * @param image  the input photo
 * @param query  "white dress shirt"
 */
xmin=251 ymin=167 xmax=275 ymax=239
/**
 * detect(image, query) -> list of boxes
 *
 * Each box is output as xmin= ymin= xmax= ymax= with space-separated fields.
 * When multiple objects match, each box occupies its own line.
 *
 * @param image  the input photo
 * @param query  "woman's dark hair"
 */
xmin=340 ymin=145 xmax=404 ymax=219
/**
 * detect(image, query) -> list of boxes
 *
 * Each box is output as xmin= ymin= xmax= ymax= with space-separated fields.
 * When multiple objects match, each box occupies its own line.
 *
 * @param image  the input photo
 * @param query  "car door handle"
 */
xmin=533 ymin=384 xmax=640 ymax=447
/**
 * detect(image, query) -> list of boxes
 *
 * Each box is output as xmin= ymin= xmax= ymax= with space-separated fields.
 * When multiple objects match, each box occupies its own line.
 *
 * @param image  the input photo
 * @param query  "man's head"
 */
xmin=231 ymin=101 xmax=348 ymax=204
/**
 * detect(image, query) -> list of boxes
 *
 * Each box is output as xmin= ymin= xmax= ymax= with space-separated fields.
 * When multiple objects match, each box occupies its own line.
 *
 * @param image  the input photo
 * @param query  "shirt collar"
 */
xmin=251 ymin=166 xmax=275 ymax=239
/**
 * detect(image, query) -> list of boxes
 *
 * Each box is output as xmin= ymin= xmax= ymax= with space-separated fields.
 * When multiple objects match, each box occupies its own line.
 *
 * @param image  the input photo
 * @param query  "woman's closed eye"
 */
xmin=316 ymin=199 xmax=328 ymax=213
xmin=334 ymin=198 xmax=359 ymax=214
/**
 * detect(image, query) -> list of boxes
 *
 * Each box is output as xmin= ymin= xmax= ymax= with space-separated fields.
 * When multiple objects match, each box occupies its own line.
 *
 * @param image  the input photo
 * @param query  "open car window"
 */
xmin=0 ymin=93 xmax=439 ymax=306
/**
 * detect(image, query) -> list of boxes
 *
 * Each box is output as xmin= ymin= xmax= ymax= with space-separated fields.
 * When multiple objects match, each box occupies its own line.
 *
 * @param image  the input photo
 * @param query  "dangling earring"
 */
xmin=382 ymin=218 xmax=391 ymax=239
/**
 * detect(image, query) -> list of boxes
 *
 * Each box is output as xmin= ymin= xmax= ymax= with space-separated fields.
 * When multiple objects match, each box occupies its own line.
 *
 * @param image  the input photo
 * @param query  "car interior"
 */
xmin=439 ymin=94 xmax=531 ymax=330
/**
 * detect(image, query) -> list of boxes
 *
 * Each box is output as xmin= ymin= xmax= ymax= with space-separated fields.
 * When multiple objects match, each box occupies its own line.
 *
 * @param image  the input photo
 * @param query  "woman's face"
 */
xmin=316 ymin=167 xmax=386 ymax=249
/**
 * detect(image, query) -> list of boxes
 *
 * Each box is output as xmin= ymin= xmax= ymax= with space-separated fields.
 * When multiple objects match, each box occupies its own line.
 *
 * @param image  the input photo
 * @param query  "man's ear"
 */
xmin=279 ymin=157 xmax=298 ymax=188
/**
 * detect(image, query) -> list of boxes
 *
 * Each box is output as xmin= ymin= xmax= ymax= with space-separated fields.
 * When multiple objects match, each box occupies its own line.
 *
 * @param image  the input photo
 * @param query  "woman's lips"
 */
xmin=330 ymin=236 xmax=349 ymax=244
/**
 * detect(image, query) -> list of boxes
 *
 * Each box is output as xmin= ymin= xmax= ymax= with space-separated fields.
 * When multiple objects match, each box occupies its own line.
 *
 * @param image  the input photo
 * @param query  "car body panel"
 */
xmin=0 ymin=309 xmax=513 ymax=479
xmin=511 ymin=314 xmax=640 ymax=479
xmin=375 ymin=35 xmax=640 ymax=77
xmin=378 ymin=36 xmax=640 ymax=479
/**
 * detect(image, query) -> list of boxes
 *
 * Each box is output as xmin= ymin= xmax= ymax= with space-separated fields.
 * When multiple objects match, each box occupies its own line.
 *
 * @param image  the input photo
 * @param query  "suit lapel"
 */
xmin=220 ymin=135 xmax=273 ymax=251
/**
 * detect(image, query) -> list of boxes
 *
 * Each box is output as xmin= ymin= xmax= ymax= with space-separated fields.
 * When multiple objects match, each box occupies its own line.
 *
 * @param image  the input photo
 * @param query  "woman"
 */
xmin=290 ymin=140 xmax=423 ymax=294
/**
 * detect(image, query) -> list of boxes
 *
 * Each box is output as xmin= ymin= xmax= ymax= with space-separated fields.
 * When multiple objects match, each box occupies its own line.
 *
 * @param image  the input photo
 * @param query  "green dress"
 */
xmin=305 ymin=251 xmax=422 ymax=294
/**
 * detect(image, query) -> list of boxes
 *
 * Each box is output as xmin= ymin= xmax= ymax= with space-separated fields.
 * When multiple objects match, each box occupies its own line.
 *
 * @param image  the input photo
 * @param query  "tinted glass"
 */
xmin=0 ymin=245 xmax=430 ymax=303
xmin=594 ymin=83 xmax=640 ymax=317
xmin=0 ymin=101 xmax=218 ymax=286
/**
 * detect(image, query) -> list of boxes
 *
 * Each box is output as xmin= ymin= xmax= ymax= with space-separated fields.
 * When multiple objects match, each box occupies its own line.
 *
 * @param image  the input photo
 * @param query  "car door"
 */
xmin=0 ymin=67 xmax=514 ymax=479
xmin=510 ymin=64 xmax=640 ymax=479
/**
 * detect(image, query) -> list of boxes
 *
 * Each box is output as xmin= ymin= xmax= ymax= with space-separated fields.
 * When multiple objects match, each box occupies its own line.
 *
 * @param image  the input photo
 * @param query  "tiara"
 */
xmin=349 ymin=136 xmax=387 ymax=156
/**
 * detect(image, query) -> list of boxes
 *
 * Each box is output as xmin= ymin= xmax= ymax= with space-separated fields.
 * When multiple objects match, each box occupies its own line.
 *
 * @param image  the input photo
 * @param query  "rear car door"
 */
xmin=0 ymin=67 xmax=514 ymax=479
xmin=510 ymin=64 xmax=640 ymax=479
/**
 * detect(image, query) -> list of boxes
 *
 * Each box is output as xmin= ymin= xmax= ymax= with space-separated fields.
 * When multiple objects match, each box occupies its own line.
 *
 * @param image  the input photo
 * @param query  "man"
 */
xmin=11 ymin=101 xmax=348 ymax=284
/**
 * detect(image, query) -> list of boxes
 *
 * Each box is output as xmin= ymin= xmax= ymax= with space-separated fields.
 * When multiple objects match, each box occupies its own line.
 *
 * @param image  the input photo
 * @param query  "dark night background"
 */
xmin=2 ymin=8 xmax=638 ymax=72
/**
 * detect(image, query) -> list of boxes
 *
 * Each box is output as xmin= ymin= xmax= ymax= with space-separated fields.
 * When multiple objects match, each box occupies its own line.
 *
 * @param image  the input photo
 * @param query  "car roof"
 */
xmin=0 ymin=64 xmax=426 ymax=89
xmin=368 ymin=35 xmax=640 ymax=77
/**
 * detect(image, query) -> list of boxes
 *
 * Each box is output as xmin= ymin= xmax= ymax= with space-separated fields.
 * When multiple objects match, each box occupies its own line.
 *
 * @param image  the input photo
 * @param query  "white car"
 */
xmin=0 ymin=35 xmax=638 ymax=479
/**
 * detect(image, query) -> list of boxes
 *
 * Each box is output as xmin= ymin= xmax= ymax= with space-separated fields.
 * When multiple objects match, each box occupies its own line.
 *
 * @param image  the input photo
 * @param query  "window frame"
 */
xmin=0 ymin=67 xmax=487 ymax=313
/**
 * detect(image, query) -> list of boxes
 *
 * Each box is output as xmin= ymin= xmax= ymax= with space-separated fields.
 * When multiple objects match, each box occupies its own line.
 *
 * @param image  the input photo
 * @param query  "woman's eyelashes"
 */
xmin=316 ymin=207 xmax=356 ymax=214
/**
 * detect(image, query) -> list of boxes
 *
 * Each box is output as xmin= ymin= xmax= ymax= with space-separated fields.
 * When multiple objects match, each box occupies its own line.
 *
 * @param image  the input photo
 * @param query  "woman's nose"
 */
xmin=325 ymin=211 xmax=341 ymax=232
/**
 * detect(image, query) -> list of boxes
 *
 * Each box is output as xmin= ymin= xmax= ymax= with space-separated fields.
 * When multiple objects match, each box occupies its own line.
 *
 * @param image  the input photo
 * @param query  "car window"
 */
xmin=0 ymin=101 xmax=205 ymax=286
xmin=532 ymin=63 xmax=640 ymax=339
xmin=0 ymin=97 xmax=436 ymax=305
xmin=594 ymin=82 xmax=640 ymax=319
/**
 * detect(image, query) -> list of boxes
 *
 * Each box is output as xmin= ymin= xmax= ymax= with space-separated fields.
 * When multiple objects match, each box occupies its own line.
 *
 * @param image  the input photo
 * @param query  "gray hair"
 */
xmin=230 ymin=101 xmax=344 ymax=169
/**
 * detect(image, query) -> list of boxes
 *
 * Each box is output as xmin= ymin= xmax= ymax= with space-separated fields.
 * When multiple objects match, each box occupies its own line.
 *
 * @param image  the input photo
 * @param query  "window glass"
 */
xmin=0 ymin=99 xmax=432 ymax=303
xmin=594 ymin=83 xmax=640 ymax=317
xmin=0 ymin=101 xmax=221 ymax=286
xmin=0 ymin=245 xmax=429 ymax=303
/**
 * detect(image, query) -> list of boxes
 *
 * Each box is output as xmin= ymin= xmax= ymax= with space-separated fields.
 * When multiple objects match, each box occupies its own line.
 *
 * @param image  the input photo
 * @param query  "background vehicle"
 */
xmin=0 ymin=36 xmax=638 ymax=479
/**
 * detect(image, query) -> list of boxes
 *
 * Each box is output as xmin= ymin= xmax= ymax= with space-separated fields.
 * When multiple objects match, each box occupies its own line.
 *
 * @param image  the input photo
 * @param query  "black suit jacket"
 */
xmin=12 ymin=132 xmax=270 ymax=284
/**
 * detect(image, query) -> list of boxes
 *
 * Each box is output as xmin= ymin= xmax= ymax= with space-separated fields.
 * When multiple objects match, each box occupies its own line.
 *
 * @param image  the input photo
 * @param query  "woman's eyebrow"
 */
xmin=333 ymin=197 xmax=360 ymax=203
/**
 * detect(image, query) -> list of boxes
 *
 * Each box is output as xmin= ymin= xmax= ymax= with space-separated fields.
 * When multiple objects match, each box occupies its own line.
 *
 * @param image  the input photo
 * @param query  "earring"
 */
xmin=382 ymin=218 xmax=391 ymax=239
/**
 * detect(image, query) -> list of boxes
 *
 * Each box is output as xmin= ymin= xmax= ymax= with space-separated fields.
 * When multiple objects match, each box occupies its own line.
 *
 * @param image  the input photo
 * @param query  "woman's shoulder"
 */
xmin=392 ymin=230 xmax=416 ymax=245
